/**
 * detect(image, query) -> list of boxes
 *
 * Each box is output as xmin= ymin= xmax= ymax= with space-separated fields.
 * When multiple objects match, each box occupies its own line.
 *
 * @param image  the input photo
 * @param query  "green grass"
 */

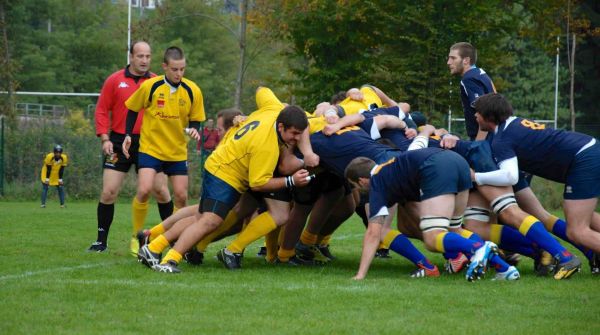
xmin=1 ymin=201 xmax=599 ymax=335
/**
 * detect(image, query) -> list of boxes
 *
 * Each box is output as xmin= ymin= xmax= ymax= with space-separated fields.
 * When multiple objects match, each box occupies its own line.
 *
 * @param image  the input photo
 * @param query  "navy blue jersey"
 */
xmin=491 ymin=117 xmax=594 ymax=183
xmin=369 ymin=148 xmax=444 ymax=214
xmin=310 ymin=126 xmax=401 ymax=177
xmin=358 ymin=107 xmax=412 ymax=150
xmin=460 ymin=66 xmax=496 ymax=140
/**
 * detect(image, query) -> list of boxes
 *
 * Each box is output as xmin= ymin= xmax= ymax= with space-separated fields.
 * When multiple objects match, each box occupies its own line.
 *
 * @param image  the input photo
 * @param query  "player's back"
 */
xmin=204 ymin=87 xmax=284 ymax=192
xmin=493 ymin=117 xmax=593 ymax=182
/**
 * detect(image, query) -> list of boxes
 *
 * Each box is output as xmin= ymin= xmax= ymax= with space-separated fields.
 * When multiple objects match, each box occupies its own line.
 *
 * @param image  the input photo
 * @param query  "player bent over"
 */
xmin=345 ymin=149 xmax=519 ymax=281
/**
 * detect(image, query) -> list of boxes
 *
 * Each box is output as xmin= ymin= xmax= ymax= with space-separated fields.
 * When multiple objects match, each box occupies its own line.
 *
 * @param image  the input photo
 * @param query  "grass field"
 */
xmin=1 ymin=201 xmax=599 ymax=334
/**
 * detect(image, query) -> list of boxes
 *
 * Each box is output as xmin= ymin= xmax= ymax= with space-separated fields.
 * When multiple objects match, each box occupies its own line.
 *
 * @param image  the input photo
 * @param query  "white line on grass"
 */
xmin=20 ymin=277 xmax=378 ymax=292
xmin=0 ymin=260 xmax=130 ymax=282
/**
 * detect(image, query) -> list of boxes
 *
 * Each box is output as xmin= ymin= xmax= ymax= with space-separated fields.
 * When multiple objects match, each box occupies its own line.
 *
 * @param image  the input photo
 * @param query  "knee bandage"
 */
xmin=449 ymin=216 xmax=463 ymax=229
xmin=419 ymin=216 xmax=450 ymax=232
xmin=464 ymin=206 xmax=490 ymax=222
xmin=491 ymin=194 xmax=517 ymax=215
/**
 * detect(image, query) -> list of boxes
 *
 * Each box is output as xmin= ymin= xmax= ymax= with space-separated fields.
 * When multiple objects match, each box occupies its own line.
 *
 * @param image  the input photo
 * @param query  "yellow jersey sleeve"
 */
xmin=360 ymin=86 xmax=383 ymax=107
xmin=125 ymin=79 xmax=151 ymax=112
xmin=186 ymin=80 xmax=206 ymax=123
xmin=40 ymin=153 xmax=53 ymax=182
xmin=337 ymin=86 xmax=384 ymax=115
xmin=307 ymin=114 xmax=327 ymax=134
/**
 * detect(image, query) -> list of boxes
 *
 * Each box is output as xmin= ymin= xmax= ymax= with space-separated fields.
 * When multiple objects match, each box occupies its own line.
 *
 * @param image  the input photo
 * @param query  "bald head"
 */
xmin=129 ymin=41 xmax=151 ymax=76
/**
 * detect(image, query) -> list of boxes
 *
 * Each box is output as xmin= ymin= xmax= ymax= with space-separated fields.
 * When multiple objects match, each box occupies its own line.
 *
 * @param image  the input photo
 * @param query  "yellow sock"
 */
xmin=265 ymin=226 xmax=281 ymax=263
xmin=382 ymin=230 xmax=401 ymax=249
xmin=196 ymin=210 xmax=238 ymax=252
xmin=489 ymin=224 xmax=503 ymax=245
xmin=132 ymin=197 xmax=149 ymax=235
xmin=148 ymin=235 xmax=170 ymax=254
xmin=317 ymin=234 xmax=332 ymax=246
xmin=300 ymin=230 xmax=318 ymax=245
xmin=228 ymin=212 xmax=277 ymax=253
xmin=277 ymin=248 xmax=295 ymax=262
xmin=435 ymin=231 xmax=448 ymax=253
xmin=161 ymin=248 xmax=182 ymax=265
xmin=149 ymin=223 xmax=166 ymax=241
xmin=518 ymin=215 xmax=538 ymax=235
xmin=542 ymin=214 xmax=560 ymax=232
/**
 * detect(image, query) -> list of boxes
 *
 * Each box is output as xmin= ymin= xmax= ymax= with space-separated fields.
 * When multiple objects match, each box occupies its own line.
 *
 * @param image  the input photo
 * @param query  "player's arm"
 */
xmin=186 ymin=121 xmax=202 ymax=141
xmin=373 ymin=115 xmax=407 ymax=131
xmin=473 ymin=157 xmax=519 ymax=186
xmin=407 ymin=125 xmax=436 ymax=151
xmin=296 ymin=128 xmax=319 ymax=167
xmin=353 ymin=215 xmax=386 ymax=280
xmin=250 ymin=169 xmax=311 ymax=192
xmin=323 ymin=113 xmax=365 ymax=136
xmin=278 ymin=146 xmax=305 ymax=176
xmin=95 ymin=76 xmax=113 ymax=139
xmin=122 ymin=109 xmax=139 ymax=159
xmin=366 ymin=85 xmax=398 ymax=107
xmin=463 ymin=79 xmax=489 ymax=140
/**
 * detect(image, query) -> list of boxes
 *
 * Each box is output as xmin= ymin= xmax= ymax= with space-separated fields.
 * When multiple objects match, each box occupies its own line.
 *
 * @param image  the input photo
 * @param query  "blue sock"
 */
xmin=520 ymin=216 xmax=573 ymax=263
xmin=389 ymin=234 xmax=434 ymax=269
xmin=458 ymin=230 xmax=509 ymax=271
xmin=442 ymin=232 xmax=481 ymax=255
xmin=548 ymin=217 xmax=593 ymax=261
xmin=499 ymin=226 xmax=537 ymax=257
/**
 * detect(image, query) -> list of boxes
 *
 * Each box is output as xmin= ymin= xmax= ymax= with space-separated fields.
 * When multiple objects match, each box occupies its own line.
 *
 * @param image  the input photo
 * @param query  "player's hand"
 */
xmin=186 ymin=128 xmax=201 ymax=141
xmin=122 ymin=135 xmax=132 ymax=159
xmin=58 ymin=179 xmax=64 ymax=186
xmin=291 ymin=169 xmax=310 ymax=187
xmin=419 ymin=124 xmax=436 ymax=136
xmin=102 ymin=140 xmax=113 ymax=156
xmin=440 ymin=134 xmax=459 ymax=149
xmin=323 ymin=124 xmax=340 ymax=136
xmin=404 ymin=128 xmax=417 ymax=139
xmin=44 ymin=178 xmax=50 ymax=185
xmin=233 ymin=115 xmax=247 ymax=126
xmin=303 ymin=152 xmax=319 ymax=168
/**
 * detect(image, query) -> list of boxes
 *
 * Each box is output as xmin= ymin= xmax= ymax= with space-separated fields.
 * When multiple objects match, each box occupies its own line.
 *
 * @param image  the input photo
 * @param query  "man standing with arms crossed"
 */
xmin=88 ymin=41 xmax=173 ymax=254
xmin=447 ymin=42 xmax=496 ymax=141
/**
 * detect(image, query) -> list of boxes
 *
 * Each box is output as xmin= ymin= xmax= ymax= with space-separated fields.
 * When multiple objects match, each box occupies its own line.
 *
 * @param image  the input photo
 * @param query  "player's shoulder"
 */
xmin=181 ymin=77 xmax=201 ymax=91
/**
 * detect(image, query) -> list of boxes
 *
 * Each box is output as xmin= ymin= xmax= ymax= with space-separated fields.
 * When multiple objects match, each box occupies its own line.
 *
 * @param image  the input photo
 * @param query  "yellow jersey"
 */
xmin=337 ymin=86 xmax=383 ymax=116
xmin=125 ymin=75 xmax=206 ymax=161
xmin=306 ymin=113 xmax=327 ymax=134
xmin=40 ymin=153 xmax=68 ymax=186
xmin=204 ymin=87 xmax=284 ymax=193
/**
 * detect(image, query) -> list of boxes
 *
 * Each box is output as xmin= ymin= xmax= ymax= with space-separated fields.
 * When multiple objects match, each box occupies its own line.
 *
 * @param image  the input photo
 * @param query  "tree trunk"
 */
xmin=0 ymin=2 xmax=15 ymax=117
xmin=569 ymin=33 xmax=576 ymax=131
xmin=234 ymin=0 xmax=248 ymax=109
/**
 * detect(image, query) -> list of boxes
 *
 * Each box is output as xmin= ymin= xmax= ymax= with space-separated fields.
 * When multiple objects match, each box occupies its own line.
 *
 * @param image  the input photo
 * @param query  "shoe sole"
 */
xmin=217 ymin=250 xmax=241 ymax=270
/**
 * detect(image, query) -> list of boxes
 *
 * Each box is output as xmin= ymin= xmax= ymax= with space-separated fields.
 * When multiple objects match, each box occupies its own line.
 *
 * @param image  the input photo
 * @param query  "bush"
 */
xmin=2 ymin=116 xmax=204 ymax=201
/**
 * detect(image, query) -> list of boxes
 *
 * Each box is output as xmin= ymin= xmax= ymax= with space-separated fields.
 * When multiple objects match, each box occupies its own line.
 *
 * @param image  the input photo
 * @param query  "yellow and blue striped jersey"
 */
xmin=125 ymin=75 xmax=206 ymax=161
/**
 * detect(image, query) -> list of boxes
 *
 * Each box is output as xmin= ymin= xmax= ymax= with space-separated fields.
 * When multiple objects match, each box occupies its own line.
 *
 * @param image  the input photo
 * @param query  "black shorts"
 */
xmin=293 ymin=171 xmax=345 ymax=205
xmin=103 ymin=132 xmax=140 ymax=173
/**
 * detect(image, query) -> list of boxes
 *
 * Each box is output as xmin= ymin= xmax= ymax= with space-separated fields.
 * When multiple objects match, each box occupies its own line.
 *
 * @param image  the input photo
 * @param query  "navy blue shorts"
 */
xmin=199 ymin=171 xmax=241 ymax=219
xmin=564 ymin=141 xmax=600 ymax=200
xmin=138 ymin=152 xmax=188 ymax=176
xmin=418 ymin=150 xmax=471 ymax=200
